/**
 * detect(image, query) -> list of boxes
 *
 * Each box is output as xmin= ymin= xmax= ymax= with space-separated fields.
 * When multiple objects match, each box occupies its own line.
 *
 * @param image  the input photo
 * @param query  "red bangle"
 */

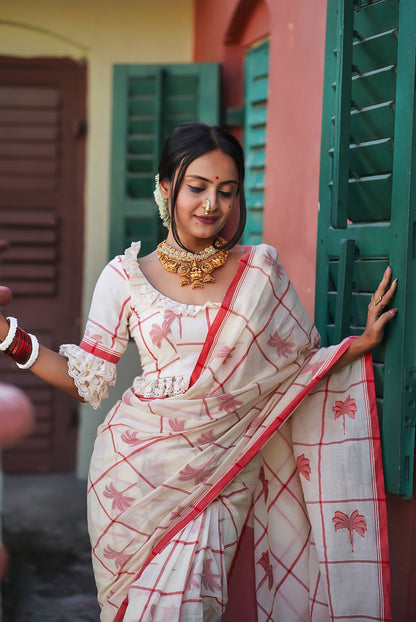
xmin=5 ymin=325 xmax=33 ymax=365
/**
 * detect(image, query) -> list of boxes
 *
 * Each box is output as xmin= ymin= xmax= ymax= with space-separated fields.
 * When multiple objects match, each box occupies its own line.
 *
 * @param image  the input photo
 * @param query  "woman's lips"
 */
xmin=194 ymin=215 xmax=218 ymax=225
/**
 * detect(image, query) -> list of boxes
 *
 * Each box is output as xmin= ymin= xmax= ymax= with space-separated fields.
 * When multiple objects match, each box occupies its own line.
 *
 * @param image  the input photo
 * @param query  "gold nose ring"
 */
xmin=204 ymin=198 xmax=211 ymax=215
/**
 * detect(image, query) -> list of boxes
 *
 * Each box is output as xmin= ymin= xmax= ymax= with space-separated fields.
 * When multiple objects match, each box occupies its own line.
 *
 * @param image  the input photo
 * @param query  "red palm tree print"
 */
xmin=149 ymin=309 xmax=178 ymax=350
xmin=296 ymin=454 xmax=311 ymax=481
xmin=103 ymin=545 xmax=132 ymax=569
xmin=170 ymin=505 xmax=184 ymax=519
xmin=149 ymin=322 xmax=172 ymax=348
xmin=201 ymin=558 xmax=221 ymax=591
xmin=217 ymin=392 xmax=243 ymax=414
xmin=300 ymin=359 xmax=323 ymax=378
xmin=264 ymin=249 xmax=284 ymax=279
xmin=197 ymin=430 xmax=216 ymax=445
xmin=163 ymin=309 xmax=181 ymax=336
xmin=267 ymin=330 xmax=296 ymax=358
xmin=332 ymin=395 xmax=357 ymax=434
xmin=178 ymin=461 xmax=216 ymax=484
xmin=169 ymin=418 xmax=186 ymax=432
xmin=121 ymin=429 xmax=142 ymax=445
xmin=217 ymin=345 xmax=235 ymax=363
xmin=257 ymin=551 xmax=274 ymax=590
xmin=90 ymin=333 xmax=103 ymax=342
xmin=332 ymin=509 xmax=367 ymax=552
xmin=103 ymin=482 xmax=135 ymax=513
xmin=259 ymin=466 xmax=269 ymax=501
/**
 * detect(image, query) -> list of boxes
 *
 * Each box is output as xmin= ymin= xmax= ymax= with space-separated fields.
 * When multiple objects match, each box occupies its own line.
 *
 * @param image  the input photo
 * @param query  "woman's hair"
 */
xmin=157 ymin=122 xmax=246 ymax=251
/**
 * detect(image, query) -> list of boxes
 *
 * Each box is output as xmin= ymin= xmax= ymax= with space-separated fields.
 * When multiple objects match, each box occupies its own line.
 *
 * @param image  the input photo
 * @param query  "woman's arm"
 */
xmin=0 ymin=289 xmax=84 ymax=401
xmin=330 ymin=266 xmax=398 ymax=373
xmin=1 ymin=255 xmax=130 ymax=408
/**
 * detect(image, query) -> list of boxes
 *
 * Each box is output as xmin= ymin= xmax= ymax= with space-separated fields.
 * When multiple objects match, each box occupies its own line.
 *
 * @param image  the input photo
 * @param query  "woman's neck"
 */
xmin=165 ymin=232 xmax=216 ymax=253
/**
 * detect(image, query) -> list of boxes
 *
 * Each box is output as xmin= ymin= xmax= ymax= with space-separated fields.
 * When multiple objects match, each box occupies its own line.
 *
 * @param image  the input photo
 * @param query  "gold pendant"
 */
xmin=156 ymin=238 xmax=229 ymax=288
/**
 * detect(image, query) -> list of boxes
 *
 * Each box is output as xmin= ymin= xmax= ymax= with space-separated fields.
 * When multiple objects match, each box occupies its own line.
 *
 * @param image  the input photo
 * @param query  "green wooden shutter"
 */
xmin=242 ymin=40 xmax=269 ymax=245
xmin=109 ymin=63 xmax=221 ymax=258
xmin=316 ymin=0 xmax=416 ymax=498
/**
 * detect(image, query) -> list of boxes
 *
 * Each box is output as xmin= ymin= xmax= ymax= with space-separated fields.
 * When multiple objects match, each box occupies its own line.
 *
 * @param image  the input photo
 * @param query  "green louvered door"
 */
xmin=242 ymin=40 xmax=269 ymax=245
xmin=316 ymin=0 xmax=416 ymax=497
xmin=109 ymin=64 xmax=221 ymax=258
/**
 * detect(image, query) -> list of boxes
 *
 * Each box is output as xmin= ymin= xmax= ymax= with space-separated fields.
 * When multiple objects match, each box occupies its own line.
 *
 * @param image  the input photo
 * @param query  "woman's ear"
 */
xmin=159 ymin=178 xmax=170 ymax=201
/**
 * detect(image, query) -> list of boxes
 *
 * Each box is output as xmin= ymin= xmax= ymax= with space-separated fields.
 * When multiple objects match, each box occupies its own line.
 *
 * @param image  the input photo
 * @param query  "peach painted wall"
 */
xmin=194 ymin=0 xmax=327 ymax=316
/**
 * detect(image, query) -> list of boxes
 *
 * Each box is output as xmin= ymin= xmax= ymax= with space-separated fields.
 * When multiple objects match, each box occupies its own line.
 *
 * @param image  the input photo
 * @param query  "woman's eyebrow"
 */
xmin=185 ymin=174 xmax=238 ymax=184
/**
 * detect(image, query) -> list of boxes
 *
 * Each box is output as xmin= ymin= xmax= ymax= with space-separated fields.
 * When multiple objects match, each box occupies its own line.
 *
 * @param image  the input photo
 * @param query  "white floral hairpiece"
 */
xmin=154 ymin=174 xmax=170 ymax=229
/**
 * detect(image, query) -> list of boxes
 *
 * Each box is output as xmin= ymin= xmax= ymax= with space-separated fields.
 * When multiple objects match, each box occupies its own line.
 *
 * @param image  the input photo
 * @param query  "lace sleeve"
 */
xmin=61 ymin=255 xmax=132 ymax=409
xmin=59 ymin=344 xmax=117 ymax=410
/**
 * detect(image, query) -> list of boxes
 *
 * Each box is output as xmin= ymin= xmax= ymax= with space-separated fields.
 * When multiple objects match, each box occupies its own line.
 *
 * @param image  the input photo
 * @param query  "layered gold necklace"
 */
xmin=156 ymin=237 xmax=229 ymax=289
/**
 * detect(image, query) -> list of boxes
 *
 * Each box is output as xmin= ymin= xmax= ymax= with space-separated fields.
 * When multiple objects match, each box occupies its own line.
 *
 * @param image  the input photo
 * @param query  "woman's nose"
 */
xmin=208 ymin=190 xmax=218 ymax=208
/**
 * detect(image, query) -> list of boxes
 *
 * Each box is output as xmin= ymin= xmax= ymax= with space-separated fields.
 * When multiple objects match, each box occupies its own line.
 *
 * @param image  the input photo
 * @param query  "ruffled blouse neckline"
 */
xmin=123 ymin=242 xmax=221 ymax=316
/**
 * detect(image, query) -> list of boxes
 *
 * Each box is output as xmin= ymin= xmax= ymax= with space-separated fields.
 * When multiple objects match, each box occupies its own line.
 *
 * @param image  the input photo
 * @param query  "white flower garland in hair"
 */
xmin=154 ymin=174 xmax=170 ymax=229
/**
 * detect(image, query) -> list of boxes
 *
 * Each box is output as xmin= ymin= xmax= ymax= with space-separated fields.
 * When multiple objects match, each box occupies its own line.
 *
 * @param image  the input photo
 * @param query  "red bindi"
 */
xmin=216 ymin=176 xmax=219 ymax=180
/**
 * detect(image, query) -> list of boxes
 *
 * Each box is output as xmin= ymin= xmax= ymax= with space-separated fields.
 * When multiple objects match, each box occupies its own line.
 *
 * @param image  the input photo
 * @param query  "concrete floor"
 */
xmin=1 ymin=474 xmax=100 ymax=622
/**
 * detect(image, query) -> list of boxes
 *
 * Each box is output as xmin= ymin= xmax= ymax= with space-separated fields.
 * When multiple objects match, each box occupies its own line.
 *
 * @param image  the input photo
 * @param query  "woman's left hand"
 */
xmin=328 ymin=267 xmax=398 ymax=374
xmin=361 ymin=266 xmax=398 ymax=351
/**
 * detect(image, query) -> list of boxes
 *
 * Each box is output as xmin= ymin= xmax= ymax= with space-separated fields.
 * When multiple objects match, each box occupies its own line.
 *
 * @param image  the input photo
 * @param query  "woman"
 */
xmin=0 ymin=123 xmax=397 ymax=621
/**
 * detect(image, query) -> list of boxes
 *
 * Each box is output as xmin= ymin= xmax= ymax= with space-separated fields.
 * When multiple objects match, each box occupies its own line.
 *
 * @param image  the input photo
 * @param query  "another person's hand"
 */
xmin=0 ymin=286 xmax=12 ymax=338
xmin=0 ymin=285 xmax=12 ymax=308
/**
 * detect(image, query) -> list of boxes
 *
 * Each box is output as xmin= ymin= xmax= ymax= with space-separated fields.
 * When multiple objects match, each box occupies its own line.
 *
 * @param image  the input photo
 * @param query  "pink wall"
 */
xmin=263 ymin=3 xmax=326 ymax=316
xmin=194 ymin=0 xmax=327 ymax=316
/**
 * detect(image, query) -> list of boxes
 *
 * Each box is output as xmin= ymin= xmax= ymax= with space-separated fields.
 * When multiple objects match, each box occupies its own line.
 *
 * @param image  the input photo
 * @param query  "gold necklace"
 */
xmin=156 ymin=238 xmax=229 ymax=289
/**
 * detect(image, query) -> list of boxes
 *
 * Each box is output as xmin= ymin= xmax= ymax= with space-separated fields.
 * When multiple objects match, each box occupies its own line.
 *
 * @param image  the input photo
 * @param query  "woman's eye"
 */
xmin=219 ymin=191 xmax=232 ymax=199
xmin=188 ymin=185 xmax=204 ymax=193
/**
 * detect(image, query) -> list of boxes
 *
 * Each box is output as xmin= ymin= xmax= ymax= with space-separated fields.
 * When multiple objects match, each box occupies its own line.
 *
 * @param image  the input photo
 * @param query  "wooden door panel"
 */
xmin=0 ymin=56 xmax=86 ymax=472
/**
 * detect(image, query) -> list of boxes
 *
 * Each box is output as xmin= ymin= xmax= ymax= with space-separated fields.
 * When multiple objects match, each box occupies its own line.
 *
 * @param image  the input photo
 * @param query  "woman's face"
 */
xmin=162 ymin=149 xmax=239 ymax=251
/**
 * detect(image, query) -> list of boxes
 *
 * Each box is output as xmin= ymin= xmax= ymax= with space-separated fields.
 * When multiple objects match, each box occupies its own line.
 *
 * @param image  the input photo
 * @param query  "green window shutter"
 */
xmin=109 ymin=63 xmax=221 ymax=258
xmin=242 ymin=40 xmax=269 ymax=245
xmin=316 ymin=0 xmax=416 ymax=498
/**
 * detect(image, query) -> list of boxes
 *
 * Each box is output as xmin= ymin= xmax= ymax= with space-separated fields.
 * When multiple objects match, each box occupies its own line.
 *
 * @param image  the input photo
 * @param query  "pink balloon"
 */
xmin=0 ymin=383 xmax=35 ymax=448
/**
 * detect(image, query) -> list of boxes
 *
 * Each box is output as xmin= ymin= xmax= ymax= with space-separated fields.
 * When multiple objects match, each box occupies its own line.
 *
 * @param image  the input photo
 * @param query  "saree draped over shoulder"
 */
xmin=60 ymin=243 xmax=391 ymax=622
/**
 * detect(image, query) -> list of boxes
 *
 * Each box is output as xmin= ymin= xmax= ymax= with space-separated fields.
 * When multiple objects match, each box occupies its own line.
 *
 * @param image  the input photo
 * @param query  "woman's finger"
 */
xmin=373 ymin=265 xmax=392 ymax=292
xmin=369 ymin=269 xmax=397 ymax=312
xmin=381 ymin=278 xmax=397 ymax=303
xmin=365 ymin=307 xmax=398 ymax=348
xmin=372 ymin=281 xmax=397 ymax=310
xmin=378 ymin=307 xmax=398 ymax=325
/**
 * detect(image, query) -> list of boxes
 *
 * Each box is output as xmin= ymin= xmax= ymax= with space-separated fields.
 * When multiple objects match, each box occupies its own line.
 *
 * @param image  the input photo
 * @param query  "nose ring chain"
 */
xmin=204 ymin=198 xmax=211 ymax=215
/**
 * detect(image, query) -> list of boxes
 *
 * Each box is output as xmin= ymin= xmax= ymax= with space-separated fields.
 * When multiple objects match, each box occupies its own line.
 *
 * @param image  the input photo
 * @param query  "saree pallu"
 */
xmin=87 ymin=244 xmax=391 ymax=621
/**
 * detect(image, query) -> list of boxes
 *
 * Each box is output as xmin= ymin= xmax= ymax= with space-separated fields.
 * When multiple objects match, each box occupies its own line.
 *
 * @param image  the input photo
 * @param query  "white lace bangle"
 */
xmin=0 ymin=316 xmax=18 ymax=351
xmin=16 ymin=334 xmax=40 ymax=370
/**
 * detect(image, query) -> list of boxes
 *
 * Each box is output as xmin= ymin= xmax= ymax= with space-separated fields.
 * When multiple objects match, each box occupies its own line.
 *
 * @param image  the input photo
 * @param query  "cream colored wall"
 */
xmin=0 ymin=0 xmax=193 ymax=477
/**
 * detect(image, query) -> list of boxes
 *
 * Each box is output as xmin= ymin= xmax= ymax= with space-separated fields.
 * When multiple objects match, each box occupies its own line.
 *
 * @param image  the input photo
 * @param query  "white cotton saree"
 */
xmin=61 ymin=243 xmax=391 ymax=621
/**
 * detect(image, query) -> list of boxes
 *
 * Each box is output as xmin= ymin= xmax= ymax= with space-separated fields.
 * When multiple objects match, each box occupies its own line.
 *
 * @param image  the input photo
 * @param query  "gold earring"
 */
xmin=204 ymin=198 xmax=211 ymax=215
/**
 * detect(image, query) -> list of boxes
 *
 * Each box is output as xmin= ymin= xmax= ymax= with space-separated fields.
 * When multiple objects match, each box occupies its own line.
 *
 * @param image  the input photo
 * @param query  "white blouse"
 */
xmin=60 ymin=242 xmax=221 ymax=409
